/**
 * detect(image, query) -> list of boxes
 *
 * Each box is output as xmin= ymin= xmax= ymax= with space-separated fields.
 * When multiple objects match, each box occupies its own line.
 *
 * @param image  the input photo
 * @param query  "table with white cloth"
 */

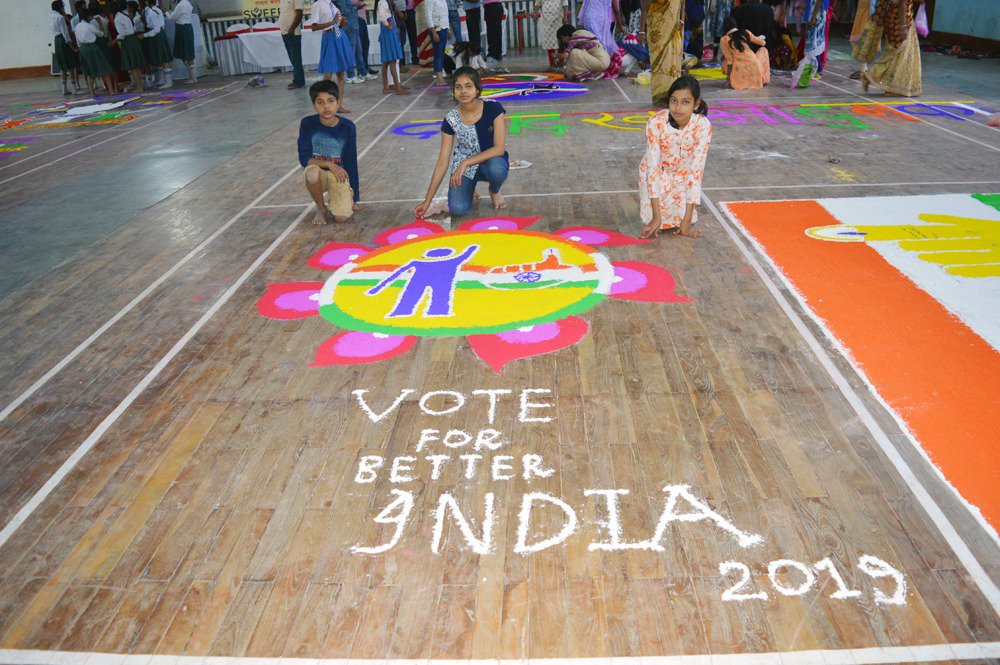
xmin=230 ymin=26 xmax=383 ymax=74
xmin=214 ymin=34 xmax=260 ymax=76
xmin=164 ymin=15 xmax=209 ymax=78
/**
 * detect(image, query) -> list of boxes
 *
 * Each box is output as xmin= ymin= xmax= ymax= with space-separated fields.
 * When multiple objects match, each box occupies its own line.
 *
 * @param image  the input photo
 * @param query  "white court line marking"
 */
xmin=703 ymin=194 xmax=1000 ymax=613
xmin=0 ymin=83 xmax=244 ymax=181
xmin=611 ymin=76 xmax=631 ymax=103
xmin=0 ymin=71 xmax=421 ymax=430
xmin=250 ymin=180 xmax=1000 ymax=208
xmin=1 ymin=641 xmax=999 ymax=664
xmin=953 ymin=102 xmax=996 ymax=117
xmin=0 ymin=76 xmax=433 ymax=553
xmin=0 ymin=206 xmax=309 ymax=551
xmin=951 ymin=102 xmax=1000 ymax=130
xmin=815 ymin=75 xmax=1000 ymax=153
xmin=0 ymin=85 xmax=243 ymax=172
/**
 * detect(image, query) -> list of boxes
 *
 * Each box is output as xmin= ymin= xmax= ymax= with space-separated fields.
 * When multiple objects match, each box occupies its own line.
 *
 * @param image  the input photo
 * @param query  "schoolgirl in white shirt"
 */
xmin=168 ymin=0 xmax=198 ymax=83
xmin=74 ymin=8 xmax=116 ymax=96
xmin=51 ymin=1 xmax=83 ymax=94
xmin=142 ymin=0 xmax=173 ymax=87
xmin=114 ymin=0 xmax=147 ymax=92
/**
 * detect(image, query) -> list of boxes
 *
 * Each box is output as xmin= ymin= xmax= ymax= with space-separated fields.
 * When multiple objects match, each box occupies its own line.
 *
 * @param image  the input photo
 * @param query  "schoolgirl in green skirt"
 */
xmin=173 ymin=23 xmax=196 ymax=63
xmin=51 ymin=1 xmax=82 ymax=94
xmin=74 ymin=9 xmax=115 ymax=96
xmin=141 ymin=2 xmax=171 ymax=63
xmin=89 ymin=6 xmax=121 ymax=74
xmin=114 ymin=1 xmax=146 ymax=91
xmin=168 ymin=0 xmax=198 ymax=82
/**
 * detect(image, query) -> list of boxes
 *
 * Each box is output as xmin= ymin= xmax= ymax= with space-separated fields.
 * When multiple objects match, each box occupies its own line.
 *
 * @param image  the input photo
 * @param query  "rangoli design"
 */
xmin=256 ymin=215 xmax=693 ymax=372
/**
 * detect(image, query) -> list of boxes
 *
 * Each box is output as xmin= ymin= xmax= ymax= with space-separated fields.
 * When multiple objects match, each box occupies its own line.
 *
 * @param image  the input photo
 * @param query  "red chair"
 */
xmin=513 ymin=12 xmax=539 ymax=54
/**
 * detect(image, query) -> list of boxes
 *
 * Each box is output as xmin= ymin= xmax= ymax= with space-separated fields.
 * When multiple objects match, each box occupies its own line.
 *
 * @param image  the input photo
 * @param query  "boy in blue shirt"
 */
xmin=298 ymin=80 xmax=361 ymax=224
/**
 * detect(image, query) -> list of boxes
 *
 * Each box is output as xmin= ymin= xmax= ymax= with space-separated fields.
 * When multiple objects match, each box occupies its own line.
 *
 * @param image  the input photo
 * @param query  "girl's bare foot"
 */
xmin=383 ymin=87 xmax=393 ymax=94
xmin=353 ymin=202 xmax=366 ymax=212
xmin=671 ymin=224 xmax=702 ymax=238
xmin=490 ymin=192 xmax=506 ymax=210
xmin=395 ymin=87 xmax=409 ymax=95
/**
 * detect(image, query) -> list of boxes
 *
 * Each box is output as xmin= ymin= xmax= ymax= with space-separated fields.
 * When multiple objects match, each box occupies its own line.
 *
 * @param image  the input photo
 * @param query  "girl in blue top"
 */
xmin=414 ymin=67 xmax=509 ymax=218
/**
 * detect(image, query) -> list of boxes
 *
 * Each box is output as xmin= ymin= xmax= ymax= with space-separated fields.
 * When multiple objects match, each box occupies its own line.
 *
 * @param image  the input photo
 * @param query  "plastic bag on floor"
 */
xmin=791 ymin=56 xmax=816 ymax=88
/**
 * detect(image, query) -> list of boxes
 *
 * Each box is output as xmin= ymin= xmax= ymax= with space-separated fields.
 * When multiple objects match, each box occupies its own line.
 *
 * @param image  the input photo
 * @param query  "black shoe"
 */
xmin=288 ymin=82 xmax=305 ymax=89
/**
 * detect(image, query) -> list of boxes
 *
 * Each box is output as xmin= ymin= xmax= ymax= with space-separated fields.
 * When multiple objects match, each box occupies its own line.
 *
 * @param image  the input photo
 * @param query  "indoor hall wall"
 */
xmin=932 ymin=0 xmax=999 ymax=41
xmin=0 ymin=0 xmax=52 ymax=71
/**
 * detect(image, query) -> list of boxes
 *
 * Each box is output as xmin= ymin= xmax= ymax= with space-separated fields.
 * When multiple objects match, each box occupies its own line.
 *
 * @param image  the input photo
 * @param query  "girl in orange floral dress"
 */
xmin=639 ymin=75 xmax=712 ymax=239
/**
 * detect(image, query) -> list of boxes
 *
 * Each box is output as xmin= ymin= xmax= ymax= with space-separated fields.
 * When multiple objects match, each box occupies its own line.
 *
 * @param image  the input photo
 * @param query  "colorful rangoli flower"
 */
xmin=256 ymin=215 xmax=693 ymax=372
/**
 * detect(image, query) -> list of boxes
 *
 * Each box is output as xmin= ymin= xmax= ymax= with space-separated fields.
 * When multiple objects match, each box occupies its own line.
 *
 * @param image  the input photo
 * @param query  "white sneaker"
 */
xmin=365 ymin=72 xmax=379 ymax=80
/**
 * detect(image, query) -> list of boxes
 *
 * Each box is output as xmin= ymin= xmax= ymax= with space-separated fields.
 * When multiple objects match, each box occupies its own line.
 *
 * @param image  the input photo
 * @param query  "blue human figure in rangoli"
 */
xmin=367 ymin=245 xmax=480 ymax=317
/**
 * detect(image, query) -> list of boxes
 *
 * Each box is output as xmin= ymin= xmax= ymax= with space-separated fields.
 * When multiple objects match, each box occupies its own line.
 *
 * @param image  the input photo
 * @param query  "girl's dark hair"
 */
xmin=722 ymin=16 xmax=750 ymax=52
xmin=556 ymin=23 xmax=575 ymax=42
xmin=665 ymin=74 xmax=709 ymax=126
xmin=78 ymin=7 xmax=91 ymax=21
xmin=127 ymin=0 xmax=140 ymax=10
xmin=52 ymin=1 xmax=65 ymax=12
xmin=453 ymin=66 xmax=482 ymax=95
xmin=620 ymin=0 xmax=641 ymax=17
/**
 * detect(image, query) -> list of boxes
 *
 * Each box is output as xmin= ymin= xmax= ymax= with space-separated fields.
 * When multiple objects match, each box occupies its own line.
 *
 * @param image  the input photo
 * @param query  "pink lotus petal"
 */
xmin=311 ymin=331 xmax=417 ymax=366
xmin=467 ymin=317 xmax=589 ymax=373
xmin=610 ymin=261 xmax=694 ymax=303
xmin=306 ymin=241 xmax=373 ymax=270
xmin=373 ymin=220 xmax=445 ymax=246
xmin=457 ymin=215 xmax=540 ymax=231
xmin=256 ymin=281 xmax=324 ymax=320
xmin=553 ymin=226 xmax=652 ymax=246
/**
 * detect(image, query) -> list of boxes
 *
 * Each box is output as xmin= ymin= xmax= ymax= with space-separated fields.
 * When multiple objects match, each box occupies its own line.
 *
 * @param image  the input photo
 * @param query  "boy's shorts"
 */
xmin=305 ymin=165 xmax=354 ymax=218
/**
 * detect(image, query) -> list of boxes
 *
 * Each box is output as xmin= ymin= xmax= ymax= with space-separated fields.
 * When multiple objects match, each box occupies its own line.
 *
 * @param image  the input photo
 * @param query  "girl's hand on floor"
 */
xmin=414 ymin=201 xmax=430 ymax=218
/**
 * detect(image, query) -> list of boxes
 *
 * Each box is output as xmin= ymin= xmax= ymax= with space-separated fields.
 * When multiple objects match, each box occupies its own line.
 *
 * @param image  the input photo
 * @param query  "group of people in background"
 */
xmin=278 ymin=0 xmax=511 ymax=97
xmin=527 ymin=0 xmax=924 ymax=98
xmin=50 ymin=0 xmax=199 ymax=97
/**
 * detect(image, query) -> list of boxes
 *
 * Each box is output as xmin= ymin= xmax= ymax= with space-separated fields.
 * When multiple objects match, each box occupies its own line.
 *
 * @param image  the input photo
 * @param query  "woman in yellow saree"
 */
xmin=642 ymin=0 xmax=683 ymax=105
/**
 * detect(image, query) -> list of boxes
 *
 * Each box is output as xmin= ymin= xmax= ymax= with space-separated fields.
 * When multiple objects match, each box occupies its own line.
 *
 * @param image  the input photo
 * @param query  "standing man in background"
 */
xmin=463 ymin=0 xmax=482 ymax=50
xmin=482 ymin=0 xmax=503 ymax=69
xmin=357 ymin=0 xmax=379 ymax=79
xmin=405 ymin=0 xmax=420 ymax=66
xmin=279 ymin=0 xmax=306 ymax=89
xmin=335 ymin=0 xmax=370 ymax=82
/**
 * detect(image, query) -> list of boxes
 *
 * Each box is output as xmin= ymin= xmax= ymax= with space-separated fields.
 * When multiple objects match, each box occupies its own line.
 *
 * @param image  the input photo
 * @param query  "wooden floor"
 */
xmin=0 ymin=45 xmax=998 ymax=664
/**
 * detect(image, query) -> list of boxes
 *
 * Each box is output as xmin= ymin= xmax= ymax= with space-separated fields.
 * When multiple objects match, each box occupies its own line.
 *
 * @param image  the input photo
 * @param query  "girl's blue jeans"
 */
xmin=448 ymin=155 xmax=508 ymax=216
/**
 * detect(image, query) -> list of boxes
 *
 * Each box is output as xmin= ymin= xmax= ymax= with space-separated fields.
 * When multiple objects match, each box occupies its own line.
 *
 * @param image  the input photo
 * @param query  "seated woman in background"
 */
xmin=720 ymin=16 xmax=769 ymax=89
xmin=770 ymin=21 xmax=797 ymax=70
xmin=556 ymin=23 xmax=616 ymax=81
